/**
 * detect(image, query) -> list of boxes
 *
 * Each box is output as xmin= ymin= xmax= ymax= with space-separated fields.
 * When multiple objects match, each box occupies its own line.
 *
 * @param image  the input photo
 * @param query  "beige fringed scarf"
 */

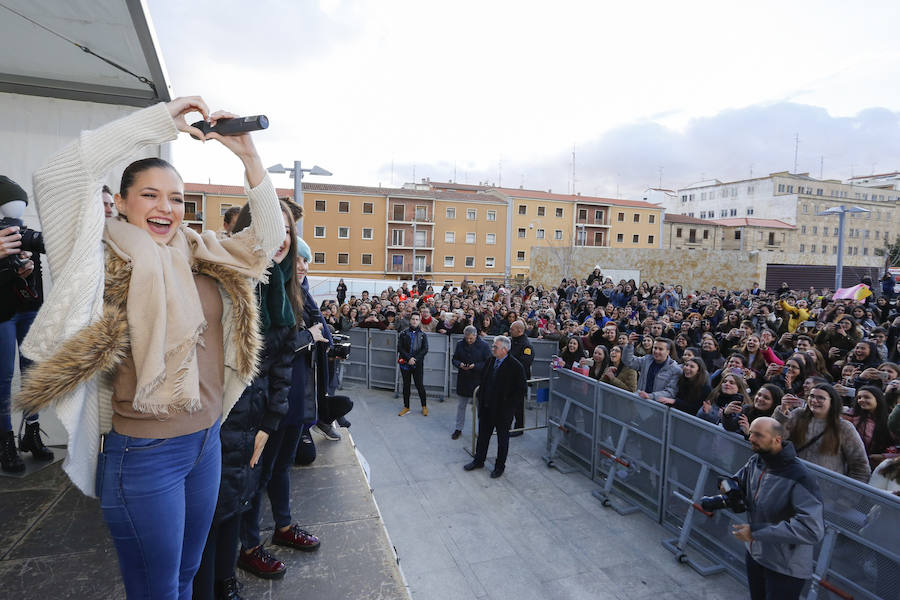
xmin=104 ymin=218 xmax=207 ymax=415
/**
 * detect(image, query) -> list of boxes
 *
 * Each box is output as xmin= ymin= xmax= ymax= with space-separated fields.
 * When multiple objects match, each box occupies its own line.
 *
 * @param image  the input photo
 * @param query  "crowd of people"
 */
xmin=327 ymin=269 xmax=900 ymax=495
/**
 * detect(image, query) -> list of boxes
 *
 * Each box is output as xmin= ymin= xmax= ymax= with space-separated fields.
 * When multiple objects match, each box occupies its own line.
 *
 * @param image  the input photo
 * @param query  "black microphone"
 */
xmin=190 ymin=115 xmax=269 ymax=139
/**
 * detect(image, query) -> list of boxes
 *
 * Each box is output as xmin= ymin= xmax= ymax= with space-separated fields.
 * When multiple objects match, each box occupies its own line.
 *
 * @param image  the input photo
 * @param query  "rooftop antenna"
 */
xmin=819 ymin=155 xmax=824 ymax=179
xmin=793 ymin=132 xmax=800 ymax=173
xmin=498 ymin=157 xmax=502 ymax=187
xmin=749 ymin=163 xmax=754 ymax=178
xmin=572 ymin=144 xmax=577 ymax=195
xmin=658 ymin=166 xmax=663 ymax=188
xmin=390 ymin=158 xmax=394 ymax=186
xmin=453 ymin=161 xmax=457 ymax=182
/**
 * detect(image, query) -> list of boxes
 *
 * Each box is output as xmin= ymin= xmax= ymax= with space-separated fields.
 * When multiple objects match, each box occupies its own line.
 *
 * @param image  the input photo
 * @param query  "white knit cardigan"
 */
xmin=22 ymin=103 xmax=285 ymax=496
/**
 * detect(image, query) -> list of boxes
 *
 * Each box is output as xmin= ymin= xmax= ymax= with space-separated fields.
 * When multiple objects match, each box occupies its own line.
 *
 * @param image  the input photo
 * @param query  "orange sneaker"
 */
xmin=422 ymin=406 xmax=429 ymax=416
xmin=398 ymin=407 xmax=410 ymax=416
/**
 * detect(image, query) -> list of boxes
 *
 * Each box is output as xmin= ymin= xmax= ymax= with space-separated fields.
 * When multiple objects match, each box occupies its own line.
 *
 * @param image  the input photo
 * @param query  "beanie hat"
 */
xmin=295 ymin=236 xmax=312 ymax=261
xmin=0 ymin=176 xmax=28 ymax=207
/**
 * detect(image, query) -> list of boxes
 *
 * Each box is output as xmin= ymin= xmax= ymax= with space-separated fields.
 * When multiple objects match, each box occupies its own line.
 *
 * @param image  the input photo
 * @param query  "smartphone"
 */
xmin=731 ymin=368 xmax=744 ymax=376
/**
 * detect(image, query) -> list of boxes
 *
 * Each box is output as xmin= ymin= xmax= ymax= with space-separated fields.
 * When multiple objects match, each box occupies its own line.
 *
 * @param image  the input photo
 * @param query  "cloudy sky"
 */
xmin=148 ymin=0 xmax=900 ymax=198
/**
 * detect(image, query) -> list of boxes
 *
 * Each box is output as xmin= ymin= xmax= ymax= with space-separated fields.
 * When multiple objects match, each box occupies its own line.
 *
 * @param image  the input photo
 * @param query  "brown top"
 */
xmin=111 ymin=274 xmax=225 ymax=438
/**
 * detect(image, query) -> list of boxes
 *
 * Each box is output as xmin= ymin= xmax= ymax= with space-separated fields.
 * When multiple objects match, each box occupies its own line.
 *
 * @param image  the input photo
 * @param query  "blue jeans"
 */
xmin=240 ymin=424 xmax=303 ymax=549
xmin=0 ymin=311 xmax=38 ymax=431
xmin=98 ymin=420 xmax=222 ymax=600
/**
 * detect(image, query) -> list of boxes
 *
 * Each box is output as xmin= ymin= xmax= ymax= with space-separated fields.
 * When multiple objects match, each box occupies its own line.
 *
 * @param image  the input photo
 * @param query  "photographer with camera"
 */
xmin=718 ymin=416 xmax=825 ymax=600
xmin=0 ymin=176 xmax=52 ymax=473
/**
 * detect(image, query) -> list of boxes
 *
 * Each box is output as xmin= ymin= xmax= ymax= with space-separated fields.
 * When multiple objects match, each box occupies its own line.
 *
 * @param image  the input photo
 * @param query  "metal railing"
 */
xmin=543 ymin=369 xmax=900 ymax=599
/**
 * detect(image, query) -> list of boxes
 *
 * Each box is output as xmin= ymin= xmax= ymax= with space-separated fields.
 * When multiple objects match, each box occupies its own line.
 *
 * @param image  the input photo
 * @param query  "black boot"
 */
xmin=19 ymin=421 xmax=54 ymax=461
xmin=1 ymin=430 xmax=25 ymax=473
xmin=214 ymin=577 xmax=244 ymax=600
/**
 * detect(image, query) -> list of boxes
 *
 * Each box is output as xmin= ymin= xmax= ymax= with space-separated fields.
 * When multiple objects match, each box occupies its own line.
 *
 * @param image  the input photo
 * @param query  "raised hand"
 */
xmin=166 ymin=96 xmax=210 ymax=140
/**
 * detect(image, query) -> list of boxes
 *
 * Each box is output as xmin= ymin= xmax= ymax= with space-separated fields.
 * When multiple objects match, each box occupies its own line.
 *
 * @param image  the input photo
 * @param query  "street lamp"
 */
xmin=818 ymin=205 xmax=870 ymax=289
xmin=267 ymin=161 xmax=332 ymax=234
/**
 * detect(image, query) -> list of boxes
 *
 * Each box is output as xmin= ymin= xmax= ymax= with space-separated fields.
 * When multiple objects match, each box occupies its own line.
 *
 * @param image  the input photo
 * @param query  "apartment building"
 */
xmin=714 ymin=218 xmax=794 ymax=252
xmin=431 ymin=195 xmax=508 ymax=284
xmin=663 ymin=214 xmax=719 ymax=250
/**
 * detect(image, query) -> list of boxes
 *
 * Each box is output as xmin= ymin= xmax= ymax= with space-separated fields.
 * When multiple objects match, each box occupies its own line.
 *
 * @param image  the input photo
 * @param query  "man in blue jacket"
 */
xmin=451 ymin=326 xmax=491 ymax=439
xmin=730 ymin=416 xmax=825 ymax=600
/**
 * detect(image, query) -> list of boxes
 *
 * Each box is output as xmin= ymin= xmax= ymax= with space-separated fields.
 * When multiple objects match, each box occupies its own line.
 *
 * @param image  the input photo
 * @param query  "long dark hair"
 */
xmin=849 ymin=386 xmax=892 ymax=454
xmin=119 ymin=157 xmax=180 ymax=199
xmin=677 ymin=357 xmax=708 ymax=399
xmin=232 ymin=200 xmax=303 ymax=324
xmin=792 ymin=382 xmax=842 ymax=455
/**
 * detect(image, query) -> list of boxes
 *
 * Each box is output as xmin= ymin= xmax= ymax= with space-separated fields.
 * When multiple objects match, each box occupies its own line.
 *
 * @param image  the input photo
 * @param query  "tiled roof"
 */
xmin=711 ymin=218 xmax=796 ymax=229
xmin=183 ymin=182 xmax=505 ymax=203
xmin=664 ymin=213 xmax=710 ymax=225
xmin=487 ymin=187 xmax=661 ymax=209
xmin=427 ymin=181 xmax=490 ymax=192
xmin=848 ymin=171 xmax=900 ymax=180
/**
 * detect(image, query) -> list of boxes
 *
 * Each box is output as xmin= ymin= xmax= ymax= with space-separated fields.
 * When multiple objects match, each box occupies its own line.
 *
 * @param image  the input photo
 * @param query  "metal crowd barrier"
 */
xmin=368 ymin=329 xmax=398 ymax=391
xmin=542 ymin=368 xmax=900 ymax=599
xmin=592 ymin=381 xmax=668 ymax=521
xmin=342 ymin=328 xmax=369 ymax=387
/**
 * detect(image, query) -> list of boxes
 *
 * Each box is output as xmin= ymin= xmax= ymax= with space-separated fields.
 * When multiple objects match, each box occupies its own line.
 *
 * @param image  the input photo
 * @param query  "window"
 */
xmin=315 ymin=200 xmax=326 ymax=212
xmin=361 ymin=253 xmax=372 ymax=265
xmin=768 ymin=232 xmax=776 ymax=246
xmin=555 ymin=207 xmax=564 ymax=218
xmin=648 ymin=214 xmax=655 ymax=224
xmin=554 ymin=230 xmax=563 ymax=240
xmin=537 ymin=206 xmax=546 ymax=217
xmin=746 ymin=208 xmax=754 ymax=215
xmin=816 ymin=188 xmax=823 ymax=196
xmin=516 ymin=251 xmax=525 ymax=261
xmin=392 ymin=205 xmax=405 ymax=220
xmin=812 ymin=226 xmax=817 ymax=235
xmin=362 ymin=202 xmax=374 ymax=214
xmin=486 ymin=233 xmax=496 ymax=245
xmin=787 ymin=185 xmax=794 ymax=193
xmin=729 ymin=209 xmax=737 ymax=217
xmin=633 ymin=213 xmax=640 ymax=223
xmin=444 ymin=256 xmax=454 ymax=267
xmin=832 ymin=245 xmax=837 ymax=254
xmin=391 ymin=229 xmax=404 ymax=246
xmin=338 ymin=226 xmax=349 ymax=239
xmin=801 ymin=225 xmax=807 ymax=234
xmin=778 ymin=184 xmax=785 ymax=193
xmin=337 ymin=253 xmax=349 ymax=265
xmin=487 ymin=210 xmax=496 ymax=221
xmin=720 ymin=210 xmax=727 ymax=217
xmin=466 ymin=208 xmax=476 ymax=220
xmin=799 ymin=244 xmax=805 ymax=253
xmin=414 ymin=206 xmax=427 ymax=221
xmin=536 ymin=228 xmax=545 ymax=239
xmin=864 ymin=247 xmax=869 ymax=256
xmin=219 ymin=203 xmax=233 ymax=216
xmin=445 ymin=231 xmax=456 ymax=243
xmin=362 ymin=227 xmax=373 ymax=240
xmin=314 ymin=226 xmax=326 ymax=238
xmin=648 ymin=235 xmax=655 ymax=244
xmin=518 ymin=205 xmax=527 ymax=215
xmin=632 ymin=234 xmax=639 ymax=243
xmin=313 ymin=252 xmax=325 ymax=264
xmin=676 ymin=228 xmax=683 ymax=238
xmin=703 ymin=230 xmax=709 ymax=240
xmin=485 ymin=257 xmax=495 ymax=268
xmin=579 ymin=209 xmax=588 ymax=220
xmin=517 ymin=228 xmax=526 ymax=238
xmin=464 ymin=256 xmax=474 ymax=268
xmin=338 ymin=201 xmax=349 ymax=213
xmin=465 ymin=232 xmax=476 ymax=244
xmin=616 ymin=233 xmax=624 ymax=243
xmin=414 ymin=230 xmax=426 ymax=247
xmin=734 ymin=230 xmax=741 ymax=240
xmin=446 ymin=207 xmax=456 ymax=219
xmin=617 ymin=212 xmax=625 ymax=222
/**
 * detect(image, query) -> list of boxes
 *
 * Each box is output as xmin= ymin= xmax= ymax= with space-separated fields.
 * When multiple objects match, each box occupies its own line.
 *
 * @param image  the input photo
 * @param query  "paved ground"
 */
xmin=346 ymin=382 xmax=749 ymax=600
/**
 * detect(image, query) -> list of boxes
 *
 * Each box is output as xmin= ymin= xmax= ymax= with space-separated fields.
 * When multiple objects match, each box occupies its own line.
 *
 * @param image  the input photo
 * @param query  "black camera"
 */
xmin=699 ymin=478 xmax=747 ymax=513
xmin=0 ymin=217 xmax=43 ymax=270
xmin=328 ymin=333 xmax=352 ymax=360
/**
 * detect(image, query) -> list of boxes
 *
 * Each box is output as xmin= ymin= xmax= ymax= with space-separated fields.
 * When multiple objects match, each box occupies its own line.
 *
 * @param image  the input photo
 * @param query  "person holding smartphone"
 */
xmin=451 ymin=326 xmax=491 ymax=439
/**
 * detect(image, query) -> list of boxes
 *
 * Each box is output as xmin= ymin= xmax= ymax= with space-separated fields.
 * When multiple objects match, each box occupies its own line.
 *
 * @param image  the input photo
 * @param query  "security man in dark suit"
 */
xmin=463 ymin=335 xmax=527 ymax=478
xmin=508 ymin=320 xmax=533 ymax=436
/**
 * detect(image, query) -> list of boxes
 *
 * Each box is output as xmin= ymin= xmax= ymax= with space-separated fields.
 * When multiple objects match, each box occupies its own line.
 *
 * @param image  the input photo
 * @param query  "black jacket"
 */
xmin=452 ymin=337 xmax=491 ymax=397
xmin=398 ymin=326 xmax=428 ymax=365
xmin=215 ymin=325 xmax=294 ymax=522
xmin=478 ymin=354 xmax=527 ymax=419
xmin=509 ymin=334 xmax=534 ymax=379
xmin=285 ymin=284 xmax=333 ymax=427
xmin=0 ymin=252 xmax=44 ymax=322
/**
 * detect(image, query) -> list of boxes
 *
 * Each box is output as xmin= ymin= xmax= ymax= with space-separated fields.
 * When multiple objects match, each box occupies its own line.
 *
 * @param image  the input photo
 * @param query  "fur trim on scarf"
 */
xmin=15 ymin=253 xmax=261 ymax=415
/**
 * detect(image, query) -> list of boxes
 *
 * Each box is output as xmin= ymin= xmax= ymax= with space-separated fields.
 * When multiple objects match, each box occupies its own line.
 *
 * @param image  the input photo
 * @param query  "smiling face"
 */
xmin=807 ymin=388 xmax=831 ymax=418
xmin=567 ymin=338 xmax=579 ymax=353
xmin=295 ymin=253 xmax=308 ymax=282
xmin=609 ymin=346 xmax=621 ymax=364
xmin=745 ymin=335 xmax=760 ymax=352
xmin=682 ymin=360 xmax=699 ymax=379
xmin=754 ymin=387 xmax=774 ymax=411
xmin=856 ymin=389 xmax=878 ymax=412
xmin=721 ymin=375 xmax=739 ymax=395
xmin=116 ymin=166 xmax=184 ymax=244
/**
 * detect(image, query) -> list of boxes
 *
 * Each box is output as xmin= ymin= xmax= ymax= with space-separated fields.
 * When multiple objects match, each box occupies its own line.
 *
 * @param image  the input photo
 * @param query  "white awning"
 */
xmin=0 ymin=0 xmax=171 ymax=107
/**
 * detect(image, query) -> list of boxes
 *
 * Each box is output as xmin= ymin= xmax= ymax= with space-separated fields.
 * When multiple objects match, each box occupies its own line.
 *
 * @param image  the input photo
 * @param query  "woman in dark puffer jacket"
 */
xmin=194 ymin=201 xmax=299 ymax=598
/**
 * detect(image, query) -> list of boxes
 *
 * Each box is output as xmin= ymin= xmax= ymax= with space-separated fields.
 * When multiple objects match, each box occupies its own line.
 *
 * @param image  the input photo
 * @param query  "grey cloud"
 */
xmin=379 ymin=102 xmax=900 ymax=197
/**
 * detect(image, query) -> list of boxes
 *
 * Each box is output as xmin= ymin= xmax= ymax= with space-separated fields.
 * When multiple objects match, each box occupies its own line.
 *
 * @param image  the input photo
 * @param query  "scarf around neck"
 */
xmin=104 ymin=218 xmax=206 ymax=415
xmin=258 ymin=256 xmax=296 ymax=331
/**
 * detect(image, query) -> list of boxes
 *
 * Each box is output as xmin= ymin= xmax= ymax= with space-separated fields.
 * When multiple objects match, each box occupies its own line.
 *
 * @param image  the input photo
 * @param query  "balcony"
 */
xmin=387 ymin=218 xmax=434 ymax=225
xmin=386 ymin=244 xmax=434 ymax=250
xmin=574 ymin=218 xmax=610 ymax=227
xmin=388 ymin=263 xmax=432 ymax=273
